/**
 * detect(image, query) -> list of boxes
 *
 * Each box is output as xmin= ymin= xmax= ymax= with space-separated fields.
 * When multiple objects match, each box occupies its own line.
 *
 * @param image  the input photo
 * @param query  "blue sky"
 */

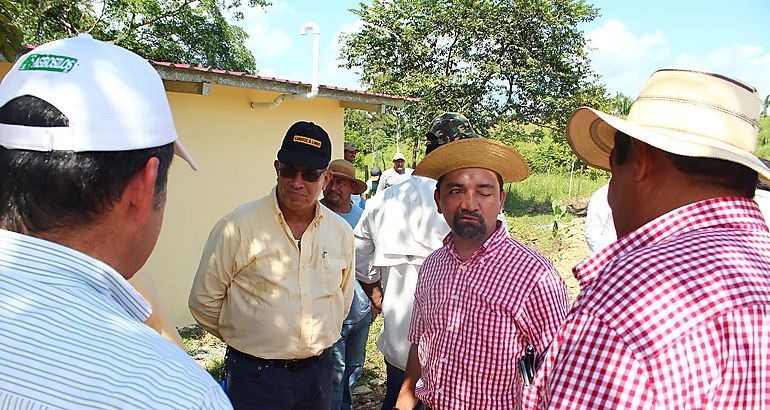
xmin=234 ymin=0 xmax=770 ymax=98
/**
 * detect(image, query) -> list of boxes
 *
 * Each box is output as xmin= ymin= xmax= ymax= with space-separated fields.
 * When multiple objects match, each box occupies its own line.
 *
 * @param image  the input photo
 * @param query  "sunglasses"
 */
xmin=278 ymin=164 xmax=327 ymax=182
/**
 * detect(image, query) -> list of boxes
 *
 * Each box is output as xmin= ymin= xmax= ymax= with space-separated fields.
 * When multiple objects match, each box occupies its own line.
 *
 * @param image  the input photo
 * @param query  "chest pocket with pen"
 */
xmin=318 ymin=253 xmax=346 ymax=296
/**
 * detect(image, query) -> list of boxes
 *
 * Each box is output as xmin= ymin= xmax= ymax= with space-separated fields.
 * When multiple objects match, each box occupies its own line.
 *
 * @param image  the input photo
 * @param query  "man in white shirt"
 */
xmin=583 ymin=183 xmax=617 ymax=253
xmin=0 ymin=34 xmax=230 ymax=409
xmin=376 ymin=152 xmax=414 ymax=194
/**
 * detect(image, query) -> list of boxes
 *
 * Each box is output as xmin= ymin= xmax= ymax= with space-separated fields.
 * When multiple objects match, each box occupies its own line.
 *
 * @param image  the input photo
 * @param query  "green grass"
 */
xmin=360 ymin=316 xmax=386 ymax=386
xmin=180 ymin=326 xmax=226 ymax=379
xmin=502 ymin=172 xmax=607 ymax=254
xmin=504 ymin=172 xmax=608 ymax=216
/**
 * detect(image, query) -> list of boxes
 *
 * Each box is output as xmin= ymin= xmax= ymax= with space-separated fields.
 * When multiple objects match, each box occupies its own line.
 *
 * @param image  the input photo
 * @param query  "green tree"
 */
xmin=762 ymin=94 xmax=769 ymax=118
xmin=12 ymin=0 xmax=268 ymax=72
xmin=344 ymin=109 xmax=400 ymax=170
xmin=609 ymin=92 xmax=634 ymax=117
xmin=340 ymin=0 xmax=608 ymax=160
xmin=0 ymin=0 xmax=24 ymax=61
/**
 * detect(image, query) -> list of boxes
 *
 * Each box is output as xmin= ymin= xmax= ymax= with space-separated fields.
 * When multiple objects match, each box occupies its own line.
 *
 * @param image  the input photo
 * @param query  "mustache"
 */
xmin=457 ymin=209 xmax=483 ymax=219
xmin=452 ymin=209 xmax=486 ymax=239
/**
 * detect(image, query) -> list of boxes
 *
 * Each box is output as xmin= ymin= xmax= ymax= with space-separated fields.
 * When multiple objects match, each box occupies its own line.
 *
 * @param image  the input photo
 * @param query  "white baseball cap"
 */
xmin=0 ymin=33 xmax=196 ymax=169
xmin=392 ymin=152 xmax=405 ymax=161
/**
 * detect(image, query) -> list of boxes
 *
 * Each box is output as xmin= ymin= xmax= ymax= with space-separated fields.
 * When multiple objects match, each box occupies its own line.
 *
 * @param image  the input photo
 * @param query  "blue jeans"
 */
xmin=330 ymin=313 xmax=373 ymax=410
xmin=382 ymin=359 xmax=424 ymax=410
xmin=225 ymin=347 xmax=333 ymax=410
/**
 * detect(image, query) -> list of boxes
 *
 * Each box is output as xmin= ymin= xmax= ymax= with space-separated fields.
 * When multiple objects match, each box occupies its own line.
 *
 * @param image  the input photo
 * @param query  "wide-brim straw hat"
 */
xmin=328 ymin=159 xmax=367 ymax=194
xmin=414 ymin=138 xmax=530 ymax=183
xmin=567 ymin=68 xmax=770 ymax=183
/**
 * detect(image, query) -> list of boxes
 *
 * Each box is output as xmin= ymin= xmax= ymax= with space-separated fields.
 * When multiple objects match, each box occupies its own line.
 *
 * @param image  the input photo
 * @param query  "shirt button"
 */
xmin=459 ymin=266 xmax=466 ymax=273
xmin=447 ymin=326 xmax=454 ymax=332
xmin=436 ymin=387 xmax=443 ymax=394
xmin=451 ymin=294 xmax=459 ymax=300
xmin=442 ymin=356 xmax=448 ymax=363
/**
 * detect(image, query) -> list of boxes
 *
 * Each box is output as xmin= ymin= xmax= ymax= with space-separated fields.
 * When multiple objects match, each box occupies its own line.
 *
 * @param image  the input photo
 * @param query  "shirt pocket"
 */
xmin=234 ymin=257 xmax=288 ymax=300
xmin=319 ymin=257 xmax=346 ymax=296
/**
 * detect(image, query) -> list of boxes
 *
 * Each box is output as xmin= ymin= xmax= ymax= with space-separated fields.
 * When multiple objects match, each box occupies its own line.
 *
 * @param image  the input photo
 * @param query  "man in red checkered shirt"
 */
xmin=530 ymin=69 xmax=770 ymax=409
xmin=395 ymin=113 xmax=569 ymax=409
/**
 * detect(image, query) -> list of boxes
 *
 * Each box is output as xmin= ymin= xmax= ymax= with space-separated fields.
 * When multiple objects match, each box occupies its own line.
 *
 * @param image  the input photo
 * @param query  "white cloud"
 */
xmin=673 ymin=45 xmax=770 ymax=98
xmin=234 ymin=2 xmax=295 ymax=64
xmin=320 ymin=20 xmax=365 ymax=89
xmin=585 ymin=19 xmax=770 ymax=99
xmin=256 ymin=67 xmax=278 ymax=78
xmin=586 ymin=19 xmax=670 ymax=96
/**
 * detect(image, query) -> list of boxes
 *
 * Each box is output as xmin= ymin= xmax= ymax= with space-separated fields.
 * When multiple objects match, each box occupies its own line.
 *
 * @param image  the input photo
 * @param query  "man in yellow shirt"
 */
xmin=189 ymin=121 xmax=355 ymax=409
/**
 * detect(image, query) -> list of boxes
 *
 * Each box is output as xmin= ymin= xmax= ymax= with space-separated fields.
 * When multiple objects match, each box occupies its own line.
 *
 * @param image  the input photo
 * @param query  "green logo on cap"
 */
xmin=19 ymin=54 xmax=78 ymax=73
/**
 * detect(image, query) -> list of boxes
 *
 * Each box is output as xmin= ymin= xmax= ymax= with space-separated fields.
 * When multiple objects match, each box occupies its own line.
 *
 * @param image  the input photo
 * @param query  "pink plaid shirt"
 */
xmin=409 ymin=223 xmax=569 ymax=409
xmin=532 ymin=197 xmax=770 ymax=409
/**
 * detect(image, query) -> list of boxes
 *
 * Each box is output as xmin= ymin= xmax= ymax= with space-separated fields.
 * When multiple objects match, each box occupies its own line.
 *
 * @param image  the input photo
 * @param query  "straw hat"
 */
xmin=413 ymin=112 xmax=529 ymax=183
xmin=328 ymin=159 xmax=367 ymax=194
xmin=566 ymin=68 xmax=770 ymax=182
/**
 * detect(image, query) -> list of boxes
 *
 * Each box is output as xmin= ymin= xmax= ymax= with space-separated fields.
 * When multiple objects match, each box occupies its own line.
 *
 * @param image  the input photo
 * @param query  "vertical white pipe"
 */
xmin=301 ymin=22 xmax=320 ymax=98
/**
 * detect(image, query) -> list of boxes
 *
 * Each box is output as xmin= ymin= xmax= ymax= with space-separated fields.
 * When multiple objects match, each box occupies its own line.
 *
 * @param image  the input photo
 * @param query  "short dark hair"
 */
xmin=614 ymin=131 xmax=757 ymax=197
xmin=0 ymin=95 xmax=174 ymax=234
xmin=436 ymin=171 xmax=504 ymax=197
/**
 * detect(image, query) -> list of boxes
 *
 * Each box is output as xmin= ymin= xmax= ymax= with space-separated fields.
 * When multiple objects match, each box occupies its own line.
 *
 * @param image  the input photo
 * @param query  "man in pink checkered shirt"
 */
xmin=530 ymin=69 xmax=770 ymax=408
xmin=395 ymin=113 xmax=569 ymax=409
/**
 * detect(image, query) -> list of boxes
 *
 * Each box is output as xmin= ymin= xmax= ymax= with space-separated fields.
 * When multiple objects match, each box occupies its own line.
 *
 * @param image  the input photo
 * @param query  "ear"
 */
xmin=121 ymin=157 xmax=160 ymax=224
xmin=274 ymin=160 xmax=281 ymax=176
xmin=321 ymin=169 xmax=333 ymax=189
xmin=630 ymin=139 xmax=654 ymax=183
xmin=499 ymin=190 xmax=506 ymax=213
xmin=434 ymin=189 xmax=443 ymax=214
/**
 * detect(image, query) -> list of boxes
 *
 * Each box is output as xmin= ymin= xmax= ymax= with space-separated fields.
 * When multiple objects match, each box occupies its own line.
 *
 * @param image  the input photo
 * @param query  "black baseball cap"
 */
xmin=277 ymin=121 xmax=332 ymax=170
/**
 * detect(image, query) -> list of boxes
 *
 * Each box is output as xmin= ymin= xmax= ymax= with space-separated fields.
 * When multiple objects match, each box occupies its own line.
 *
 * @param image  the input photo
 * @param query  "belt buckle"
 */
xmin=282 ymin=358 xmax=302 ymax=369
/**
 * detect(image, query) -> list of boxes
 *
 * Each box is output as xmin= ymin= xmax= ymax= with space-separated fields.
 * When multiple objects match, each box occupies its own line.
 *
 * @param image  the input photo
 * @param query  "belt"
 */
xmin=228 ymin=347 xmax=328 ymax=370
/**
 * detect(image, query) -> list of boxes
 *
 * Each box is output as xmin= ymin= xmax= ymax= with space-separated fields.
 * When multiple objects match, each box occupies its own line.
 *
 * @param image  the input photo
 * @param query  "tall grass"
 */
xmin=504 ymin=172 xmax=608 ymax=217
xmin=503 ymin=172 xmax=608 ymax=253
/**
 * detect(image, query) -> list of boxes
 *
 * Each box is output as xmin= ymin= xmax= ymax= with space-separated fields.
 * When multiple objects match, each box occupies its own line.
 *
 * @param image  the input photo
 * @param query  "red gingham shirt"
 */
xmin=531 ymin=197 xmax=770 ymax=409
xmin=409 ymin=223 xmax=569 ymax=409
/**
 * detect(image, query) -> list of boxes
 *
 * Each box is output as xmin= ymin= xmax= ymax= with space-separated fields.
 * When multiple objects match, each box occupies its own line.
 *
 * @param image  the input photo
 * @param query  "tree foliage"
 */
xmin=11 ymin=0 xmax=268 ymax=72
xmin=608 ymin=92 xmax=634 ymax=117
xmin=344 ymin=109 xmax=402 ymax=170
xmin=340 ymin=0 xmax=609 ymax=161
xmin=0 ymin=0 xmax=24 ymax=61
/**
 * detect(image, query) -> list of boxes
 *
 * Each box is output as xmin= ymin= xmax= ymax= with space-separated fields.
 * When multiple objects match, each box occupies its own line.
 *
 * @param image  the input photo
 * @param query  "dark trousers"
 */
xmin=382 ymin=359 xmax=424 ymax=410
xmin=225 ymin=347 xmax=333 ymax=410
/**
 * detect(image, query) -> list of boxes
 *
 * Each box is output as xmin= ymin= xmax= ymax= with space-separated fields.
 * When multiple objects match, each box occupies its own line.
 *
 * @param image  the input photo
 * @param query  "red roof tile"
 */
xmin=148 ymin=60 xmax=417 ymax=102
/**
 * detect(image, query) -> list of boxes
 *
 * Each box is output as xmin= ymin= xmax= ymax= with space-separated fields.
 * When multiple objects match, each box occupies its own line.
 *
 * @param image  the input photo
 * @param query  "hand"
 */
xmin=370 ymin=288 xmax=383 ymax=311
xmin=394 ymin=394 xmax=418 ymax=410
xmin=371 ymin=305 xmax=381 ymax=321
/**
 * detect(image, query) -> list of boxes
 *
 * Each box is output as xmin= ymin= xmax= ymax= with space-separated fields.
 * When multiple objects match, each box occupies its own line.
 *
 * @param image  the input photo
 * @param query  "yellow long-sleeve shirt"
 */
xmin=189 ymin=187 xmax=354 ymax=360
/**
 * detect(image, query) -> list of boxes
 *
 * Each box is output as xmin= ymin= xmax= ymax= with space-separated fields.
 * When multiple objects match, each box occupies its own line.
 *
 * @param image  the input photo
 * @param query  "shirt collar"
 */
xmin=0 ymin=229 xmax=151 ymax=321
xmin=445 ymin=220 xmax=508 ymax=262
xmin=573 ymin=196 xmax=768 ymax=290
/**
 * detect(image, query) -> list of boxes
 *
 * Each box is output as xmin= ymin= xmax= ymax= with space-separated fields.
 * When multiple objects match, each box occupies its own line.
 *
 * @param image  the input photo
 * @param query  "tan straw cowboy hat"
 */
xmin=566 ymin=68 xmax=770 ymax=183
xmin=413 ymin=112 xmax=530 ymax=183
xmin=328 ymin=159 xmax=367 ymax=194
